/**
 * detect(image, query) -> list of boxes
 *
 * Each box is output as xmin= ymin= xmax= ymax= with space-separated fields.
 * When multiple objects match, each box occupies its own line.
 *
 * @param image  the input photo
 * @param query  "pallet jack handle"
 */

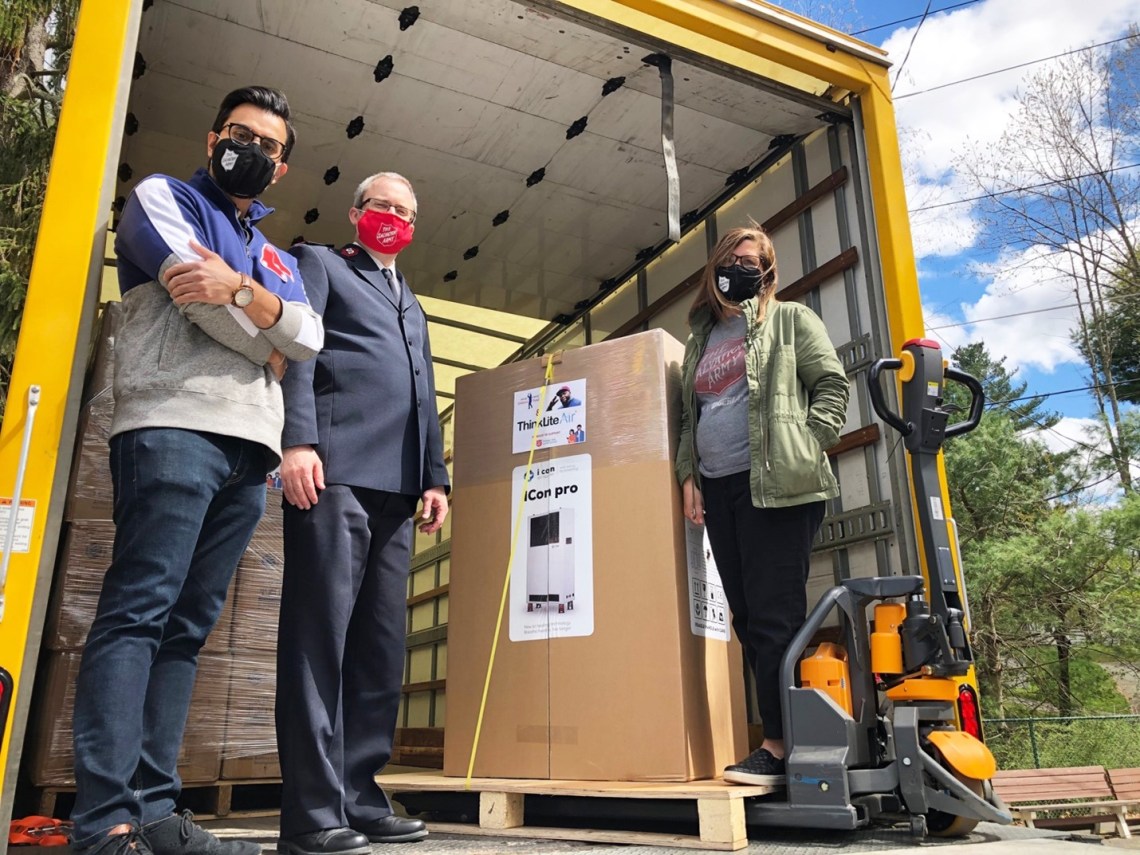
xmin=867 ymin=357 xmax=909 ymax=436
xmin=868 ymin=340 xmax=984 ymax=632
xmin=868 ymin=340 xmax=985 ymax=452
xmin=942 ymin=367 xmax=984 ymax=440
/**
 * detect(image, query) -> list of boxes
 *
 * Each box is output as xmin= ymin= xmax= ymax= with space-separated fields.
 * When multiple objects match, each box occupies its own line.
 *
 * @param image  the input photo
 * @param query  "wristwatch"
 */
xmin=232 ymin=275 xmax=255 ymax=308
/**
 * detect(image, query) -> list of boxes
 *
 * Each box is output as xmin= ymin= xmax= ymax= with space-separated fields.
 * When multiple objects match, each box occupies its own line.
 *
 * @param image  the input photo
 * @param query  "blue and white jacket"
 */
xmin=111 ymin=168 xmax=324 ymax=464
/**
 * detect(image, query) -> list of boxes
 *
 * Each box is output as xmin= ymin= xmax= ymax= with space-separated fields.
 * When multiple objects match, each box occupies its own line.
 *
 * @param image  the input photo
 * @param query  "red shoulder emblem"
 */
xmin=260 ymin=244 xmax=293 ymax=281
xmin=340 ymin=245 xmax=359 ymax=257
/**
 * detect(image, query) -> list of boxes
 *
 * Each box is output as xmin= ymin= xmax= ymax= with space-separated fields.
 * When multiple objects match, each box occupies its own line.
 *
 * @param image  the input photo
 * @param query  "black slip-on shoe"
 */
xmin=723 ymin=747 xmax=787 ymax=786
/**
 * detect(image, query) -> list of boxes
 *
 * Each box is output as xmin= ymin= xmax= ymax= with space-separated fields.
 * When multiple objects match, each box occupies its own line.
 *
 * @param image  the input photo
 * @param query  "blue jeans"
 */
xmin=71 ymin=428 xmax=268 ymax=846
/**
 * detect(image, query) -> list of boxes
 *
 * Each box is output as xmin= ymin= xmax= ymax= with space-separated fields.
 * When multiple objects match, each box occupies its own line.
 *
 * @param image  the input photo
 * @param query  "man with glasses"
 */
xmin=70 ymin=85 xmax=323 ymax=855
xmin=275 ymin=173 xmax=448 ymax=854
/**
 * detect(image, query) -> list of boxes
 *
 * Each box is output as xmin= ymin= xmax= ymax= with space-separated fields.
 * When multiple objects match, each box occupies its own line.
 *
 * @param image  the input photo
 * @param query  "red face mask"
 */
xmin=355 ymin=209 xmax=414 ymax=254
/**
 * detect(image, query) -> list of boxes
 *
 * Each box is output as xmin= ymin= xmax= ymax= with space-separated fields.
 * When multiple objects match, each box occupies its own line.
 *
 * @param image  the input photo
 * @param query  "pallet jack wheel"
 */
xmin=908 ymin=814 xmax=927 ymax=838
xmin=925 ymin=762 xmax=983 ymax=838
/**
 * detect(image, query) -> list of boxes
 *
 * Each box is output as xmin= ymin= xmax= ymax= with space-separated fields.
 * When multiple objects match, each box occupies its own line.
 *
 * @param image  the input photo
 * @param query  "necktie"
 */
xmin=381 ymin=267 xmax=399 ymax=299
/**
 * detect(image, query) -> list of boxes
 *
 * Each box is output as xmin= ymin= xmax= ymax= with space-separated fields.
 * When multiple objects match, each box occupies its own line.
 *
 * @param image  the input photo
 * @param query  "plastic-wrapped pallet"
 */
xmin=26 ymin=652 xmax=229 ymax=787
xmin=223 ymin=497 xmax=285 ymax=779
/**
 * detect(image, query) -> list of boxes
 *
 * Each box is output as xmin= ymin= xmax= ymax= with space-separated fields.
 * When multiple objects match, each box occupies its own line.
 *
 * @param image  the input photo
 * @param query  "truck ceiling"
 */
xmin=118 ymin=0 xmax=856 ymax=326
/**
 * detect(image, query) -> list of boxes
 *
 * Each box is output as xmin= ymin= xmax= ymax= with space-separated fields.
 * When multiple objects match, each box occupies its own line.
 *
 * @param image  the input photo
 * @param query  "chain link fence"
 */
xmin=984 ymin=715 xmax=1140 ymax=769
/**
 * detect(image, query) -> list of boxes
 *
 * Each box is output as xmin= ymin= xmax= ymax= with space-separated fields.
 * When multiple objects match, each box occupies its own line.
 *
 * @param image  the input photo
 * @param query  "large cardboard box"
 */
xmin=444 ymin=330 xmax=747 ymax=782
xmin=26 ymin=651 xmax=228 ymax=786
xmin=220 ymin=652 xmax=280 ymax=780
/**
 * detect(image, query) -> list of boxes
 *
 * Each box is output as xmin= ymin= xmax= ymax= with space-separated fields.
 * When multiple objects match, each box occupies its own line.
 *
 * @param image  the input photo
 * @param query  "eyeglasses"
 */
xmin=359 ymin=198 xmax=417 ymax=223
xmin=220 ymin=122 xmax=286 ymax=160
xmin=732 ymin=254 xmax=764 ymax=271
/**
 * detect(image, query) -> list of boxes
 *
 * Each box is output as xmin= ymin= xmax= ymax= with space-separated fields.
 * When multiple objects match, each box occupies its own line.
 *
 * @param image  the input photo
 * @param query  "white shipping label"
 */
xmin=930 ymin=496 xmax=945 ymax=521
xmin=512 ymin=378 xmax=587 ymax=454
xmin=685 ymin=520 xmax=731 ymax=642
xmin=0 ymin=498 xmax=36 ymax=553
xmin=508 ymin=454 xmax=594 ymax=641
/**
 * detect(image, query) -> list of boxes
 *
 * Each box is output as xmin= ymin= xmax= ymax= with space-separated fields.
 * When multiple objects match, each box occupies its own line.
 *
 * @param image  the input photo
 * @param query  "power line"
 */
xmin=909 ymin=162 xmax=1140 ymax=212
xmin=1034 ymin=418 xmax=1140 ymax=470
xmin=894 ymin=34 xmax=1136 ymax=100
xmin=890 ymin=1 xmax=933 ymax=94
xmin=930 ymin=283 xmax=1140 ymax=331
xmin=849 ymin=0 xmax=982 ymax=37
xmin=987 ymin=380 xmax=1133 ymax=408
xmin=927 ymin=302 xmax=1078 ymax=331
xmin=1044 ymin=471 xmax=1120 ymax=503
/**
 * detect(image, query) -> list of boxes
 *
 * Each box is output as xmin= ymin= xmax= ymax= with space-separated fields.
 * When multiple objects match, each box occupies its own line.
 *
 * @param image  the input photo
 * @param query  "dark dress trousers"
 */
xmin=276 ymin=243 xmax=449 ymax=837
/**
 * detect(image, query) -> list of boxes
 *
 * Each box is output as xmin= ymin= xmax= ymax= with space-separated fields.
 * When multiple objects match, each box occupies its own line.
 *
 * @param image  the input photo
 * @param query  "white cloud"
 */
xmin=920 ymin=301 xmax=973 ymax=355
xmin=1032 ymin=417 xmax=1101 ymax=456
xmin=1026 ymin=416 xmax=1138 ymax=505
xmin=923 ymin=241 xmax=1081 ymax=373
xmin=879 ymin=0 xmax=1138 ymax=257
xmin=909 ymin=202 xmax=982 ymax=258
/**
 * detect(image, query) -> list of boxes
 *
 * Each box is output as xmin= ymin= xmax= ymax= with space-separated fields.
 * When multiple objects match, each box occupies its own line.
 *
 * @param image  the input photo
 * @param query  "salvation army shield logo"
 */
xmin=375 ymin=220 xmax=400 ymax=249
xmin=220 ymin=148 xmax=239 ymax=171
xmin=693 ymin=338 xmax=745 ymax=396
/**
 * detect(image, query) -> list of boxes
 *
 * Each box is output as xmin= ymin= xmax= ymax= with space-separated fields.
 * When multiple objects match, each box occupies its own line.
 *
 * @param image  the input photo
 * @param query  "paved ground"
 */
xmin=204 ymin=817 xmax=1113 ymax=854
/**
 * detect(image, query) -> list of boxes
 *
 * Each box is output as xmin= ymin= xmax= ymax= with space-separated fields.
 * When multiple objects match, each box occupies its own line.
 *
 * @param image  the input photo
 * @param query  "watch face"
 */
xmin=234 ymin=286 xmax=254 ymax=308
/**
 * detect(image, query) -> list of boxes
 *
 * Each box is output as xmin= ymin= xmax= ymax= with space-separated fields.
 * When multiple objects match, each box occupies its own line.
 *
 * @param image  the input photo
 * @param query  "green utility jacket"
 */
xmin=676 ymin=298 xmax=850 ymax=508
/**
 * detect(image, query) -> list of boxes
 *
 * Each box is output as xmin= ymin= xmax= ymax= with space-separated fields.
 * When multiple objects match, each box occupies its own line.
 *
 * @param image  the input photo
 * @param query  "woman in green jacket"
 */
xmin=676 ymin=222 xmax=850 ymax=786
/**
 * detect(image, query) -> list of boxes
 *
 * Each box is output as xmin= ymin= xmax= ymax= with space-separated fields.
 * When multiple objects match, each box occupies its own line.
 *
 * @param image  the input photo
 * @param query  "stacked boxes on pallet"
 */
xmin=25 ymin=303 xmax=285 ymax=792
xmin=223 ymin=498 xmax=284 ymax=781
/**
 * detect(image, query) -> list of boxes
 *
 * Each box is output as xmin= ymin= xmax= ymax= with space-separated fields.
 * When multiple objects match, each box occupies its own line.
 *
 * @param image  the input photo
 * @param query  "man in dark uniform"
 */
xmin=276 ymin=172 xmax=449 ymax=855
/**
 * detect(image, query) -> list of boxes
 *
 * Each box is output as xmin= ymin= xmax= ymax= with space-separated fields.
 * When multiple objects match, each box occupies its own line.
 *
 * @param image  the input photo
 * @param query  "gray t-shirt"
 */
xmin=695 ymin=313 xmax=751 ymax=478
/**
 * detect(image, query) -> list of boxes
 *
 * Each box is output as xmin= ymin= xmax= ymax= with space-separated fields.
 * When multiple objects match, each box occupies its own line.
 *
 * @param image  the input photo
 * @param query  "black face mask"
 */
xmin=210 ymin=138 xmax=277 ymax=199
xmin=715 ymin=264 xmax=764 ymax=303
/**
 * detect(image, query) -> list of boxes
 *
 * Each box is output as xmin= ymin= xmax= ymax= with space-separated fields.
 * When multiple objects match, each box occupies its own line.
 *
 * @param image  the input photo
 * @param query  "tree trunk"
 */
xmin=2 ymin=15 xmax=51 ymax=99
xmin=1053 ymin=628 xmax=1074 ymax=717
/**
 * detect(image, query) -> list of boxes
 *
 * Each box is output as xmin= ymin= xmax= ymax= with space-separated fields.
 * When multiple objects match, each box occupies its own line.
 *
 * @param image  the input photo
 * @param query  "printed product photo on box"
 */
xmin=509 ymin=454 xmax=593 ymax=641
xmin=512 ymin=378 xmax=587 ymax=453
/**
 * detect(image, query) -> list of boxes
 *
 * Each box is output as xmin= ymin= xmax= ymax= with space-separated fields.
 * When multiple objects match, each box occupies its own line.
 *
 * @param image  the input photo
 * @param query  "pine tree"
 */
xmin=0 ymin=0 xmax=79 ymax=416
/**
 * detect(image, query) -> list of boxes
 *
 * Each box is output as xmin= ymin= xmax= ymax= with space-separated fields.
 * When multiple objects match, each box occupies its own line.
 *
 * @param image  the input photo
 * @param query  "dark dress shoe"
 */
xmin=352 ymin=816 xmax=428 ymax=843
xmin=276 ymin=828 xmax=371 ymax=855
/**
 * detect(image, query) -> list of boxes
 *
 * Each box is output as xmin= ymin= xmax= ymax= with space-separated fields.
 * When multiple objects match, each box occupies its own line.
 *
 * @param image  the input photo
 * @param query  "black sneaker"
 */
xmin=72 ymin=824 xmax=155 ymax=855
xmin=723 ymin=748 xmax=786 ymax=786
xmin=143 ymin=810 xmax=260 ymax=855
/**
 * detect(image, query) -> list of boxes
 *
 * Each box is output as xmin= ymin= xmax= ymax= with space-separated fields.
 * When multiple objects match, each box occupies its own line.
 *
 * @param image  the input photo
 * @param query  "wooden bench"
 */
xmin=992 ymin=766 xmax=1138 ymax=838
xmin=1109 ymin=768 xmax=1140 ymax=830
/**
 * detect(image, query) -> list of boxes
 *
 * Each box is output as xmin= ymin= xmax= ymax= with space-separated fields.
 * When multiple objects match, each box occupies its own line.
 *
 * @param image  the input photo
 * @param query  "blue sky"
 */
xmin=801 ymin=0 xmax=1140 ymax=462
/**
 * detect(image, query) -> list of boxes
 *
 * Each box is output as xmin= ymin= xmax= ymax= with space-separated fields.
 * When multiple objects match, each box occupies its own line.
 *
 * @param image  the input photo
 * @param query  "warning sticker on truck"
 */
xmin=0 ymin=498 xmax=36 ymax=553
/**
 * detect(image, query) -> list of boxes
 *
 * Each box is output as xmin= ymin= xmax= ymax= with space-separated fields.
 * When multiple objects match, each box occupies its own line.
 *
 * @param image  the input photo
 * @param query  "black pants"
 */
xmin=275 ymin=485 xmax=417 ymax=837
xmin=701 ymin=470 xmax=825 ymax=742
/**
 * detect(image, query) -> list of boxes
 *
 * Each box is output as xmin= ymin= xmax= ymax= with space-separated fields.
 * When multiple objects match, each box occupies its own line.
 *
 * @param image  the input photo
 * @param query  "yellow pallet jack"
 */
xmin=744 ymin=338 xmax=1012 ymax=837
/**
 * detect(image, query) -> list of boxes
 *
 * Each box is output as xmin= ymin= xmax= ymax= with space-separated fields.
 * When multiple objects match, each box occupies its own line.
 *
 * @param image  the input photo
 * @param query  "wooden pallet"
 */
xmin=383 ymin=771 xmax=777 ymax=850
xmin=34 ymin=779 xmax=282 ymax=820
